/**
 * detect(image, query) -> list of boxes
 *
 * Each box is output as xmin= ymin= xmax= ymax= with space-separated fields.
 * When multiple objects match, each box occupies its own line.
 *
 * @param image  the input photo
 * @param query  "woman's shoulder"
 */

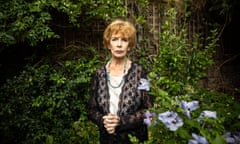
xmin=94 ymin=64 xmax=106 ymax=75
xmin=129 ymin=61 xmax=148 ymax=78
xmin=131 ymin=61 xmax=146 ymax=71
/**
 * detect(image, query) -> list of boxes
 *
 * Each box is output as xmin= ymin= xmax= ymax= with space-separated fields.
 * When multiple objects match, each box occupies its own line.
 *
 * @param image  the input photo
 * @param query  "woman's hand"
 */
xmin=103 ymin=113 xmax=120 ymax=134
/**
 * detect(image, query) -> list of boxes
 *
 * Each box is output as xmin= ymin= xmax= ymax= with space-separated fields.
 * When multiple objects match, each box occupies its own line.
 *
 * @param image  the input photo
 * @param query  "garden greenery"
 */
xmin=1 ymin=2 xmax=240 ymax=144
xmin=0 ymin=56 xmax=101 ymax=144
xmin=145 ymin=8 xmax=240 ymax=144
xmin=0 ymin=0 xmax=148 ymax=46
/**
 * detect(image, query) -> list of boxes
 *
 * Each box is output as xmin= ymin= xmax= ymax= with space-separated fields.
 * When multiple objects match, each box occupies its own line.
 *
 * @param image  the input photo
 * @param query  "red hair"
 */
xmin=103 ymin=19 xmax=136 ymax=49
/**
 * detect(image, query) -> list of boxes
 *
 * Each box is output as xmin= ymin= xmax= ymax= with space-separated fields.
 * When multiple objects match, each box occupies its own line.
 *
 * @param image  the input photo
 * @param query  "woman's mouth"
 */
xmin=115 ymin=50 xmax=124 ymax=54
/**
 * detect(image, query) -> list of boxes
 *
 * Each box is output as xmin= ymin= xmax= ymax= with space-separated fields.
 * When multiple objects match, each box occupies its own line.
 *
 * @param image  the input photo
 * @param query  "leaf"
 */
xmin=212 ymin=134 xmax=226 ymax=144
xmin=46 ymin=135 xmax=53 ymax=144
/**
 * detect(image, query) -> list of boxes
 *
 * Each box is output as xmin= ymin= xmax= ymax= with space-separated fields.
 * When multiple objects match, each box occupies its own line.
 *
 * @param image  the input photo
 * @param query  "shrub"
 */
xmin=143 ymin=8 xmax=240 ymax=144
xmin=0 ymin=56 xmax=101 ymax=144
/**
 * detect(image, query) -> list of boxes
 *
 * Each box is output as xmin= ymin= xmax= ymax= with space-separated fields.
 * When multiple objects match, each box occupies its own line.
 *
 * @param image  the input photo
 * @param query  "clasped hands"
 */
xmin=103 ymin=113 xmax=120 ymax=134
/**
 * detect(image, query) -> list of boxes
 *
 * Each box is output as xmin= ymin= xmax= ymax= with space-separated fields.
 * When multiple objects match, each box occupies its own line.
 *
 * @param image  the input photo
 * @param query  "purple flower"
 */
xmin=199 ymin=110 xmax=217 ymax=119
xmin=180 ymin=100 xmax=199 ymax=118
xmin=138 ymin=78 xmax=150 ymax=91
xmin=225 ymin=131 xmax=240 ymax=144
xmin=158 ymin=111 xmax=183 ymax=131
xmin=225 ymin=132 xmax=235 ymax=143
xmin=188 ymin=133 xmax=208 ymax=144
xmin=144 ymin=111 xmax=156 ymax=127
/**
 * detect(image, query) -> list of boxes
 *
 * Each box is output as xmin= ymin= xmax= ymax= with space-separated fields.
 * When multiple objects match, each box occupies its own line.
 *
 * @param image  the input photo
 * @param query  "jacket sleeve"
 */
xmin=88 ymin=71 xmax=104 ymax=128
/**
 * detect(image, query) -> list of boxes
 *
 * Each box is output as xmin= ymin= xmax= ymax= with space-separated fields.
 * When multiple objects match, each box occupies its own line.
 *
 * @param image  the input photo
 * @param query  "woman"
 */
xmin=88 ymin=19 xmax=153 ymax=144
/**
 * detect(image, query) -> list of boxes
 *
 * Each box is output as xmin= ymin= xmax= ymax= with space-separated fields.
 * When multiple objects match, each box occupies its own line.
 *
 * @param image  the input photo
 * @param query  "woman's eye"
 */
xmin=111 ymin=37 xmax=128 ymax=42
xmin=111 ymin=38 xmax=118 ymax=41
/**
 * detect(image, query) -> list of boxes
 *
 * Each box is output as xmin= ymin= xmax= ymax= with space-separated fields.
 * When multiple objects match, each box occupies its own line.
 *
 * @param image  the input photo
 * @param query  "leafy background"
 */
xmin=0 ymin=0 xmax=240 ymax=143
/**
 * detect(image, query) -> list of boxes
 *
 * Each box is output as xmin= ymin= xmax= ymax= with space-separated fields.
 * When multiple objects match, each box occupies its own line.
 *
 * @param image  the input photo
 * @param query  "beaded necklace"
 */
xmin=107 ymin=58 xmax=127 ymax=88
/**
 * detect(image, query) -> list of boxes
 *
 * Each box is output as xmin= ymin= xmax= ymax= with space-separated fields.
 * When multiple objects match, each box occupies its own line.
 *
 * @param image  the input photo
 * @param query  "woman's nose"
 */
xmin=117 ymin=40 xmax=122 ymax=46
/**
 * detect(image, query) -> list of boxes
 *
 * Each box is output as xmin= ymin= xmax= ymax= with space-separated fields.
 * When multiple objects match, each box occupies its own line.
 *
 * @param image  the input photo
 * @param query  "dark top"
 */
xmin=88 ymin=62 xmax=153 ymax=144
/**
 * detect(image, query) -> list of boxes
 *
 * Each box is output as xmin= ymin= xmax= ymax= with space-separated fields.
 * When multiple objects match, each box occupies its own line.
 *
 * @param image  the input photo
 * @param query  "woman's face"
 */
xmin=108 ymin=34 xmax=129 ymax=59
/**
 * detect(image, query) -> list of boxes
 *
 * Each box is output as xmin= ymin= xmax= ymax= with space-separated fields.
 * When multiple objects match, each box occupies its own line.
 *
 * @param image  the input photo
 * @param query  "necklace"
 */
xmin=107 ymin=58 xmax=127 ymax=88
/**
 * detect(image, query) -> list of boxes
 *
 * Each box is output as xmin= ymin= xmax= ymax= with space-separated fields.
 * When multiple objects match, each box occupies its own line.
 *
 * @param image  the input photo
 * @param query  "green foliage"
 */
xmin=192 ymin=89 xmax=240 ymax=132
xmin=209 ymin=0 xmax=240 ymax=16
xmin=150 ymin=8 xmax=219 ymax=96
xmin=1 ymin=1 xmax=239 ymax=144
xmin=131 ymin=39 xmax=155 ymax=68
xmin=145 ymin=8 xmax=240 ymax=144
xmin=0 ymin=0 xmax=58 ymax=46
xmin=0 ymin=0 xmax=148 ymax=46
xmin=147 ymin=87 xmax=240 ymax=144
xmin=69 ymin=115 xmax=100 ymax=144
xmin=0 ymin=55 xmax=101 ymax=144
xmin=85 ymin=0 xmax=127 ymax=21
xmin=0 ymin=0 xmax=125 ymax=46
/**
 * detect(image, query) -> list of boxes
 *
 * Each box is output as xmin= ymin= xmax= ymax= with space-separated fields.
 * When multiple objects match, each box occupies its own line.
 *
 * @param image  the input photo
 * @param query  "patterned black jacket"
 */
xmin=88 ymin=62 xmax=153 ymax=144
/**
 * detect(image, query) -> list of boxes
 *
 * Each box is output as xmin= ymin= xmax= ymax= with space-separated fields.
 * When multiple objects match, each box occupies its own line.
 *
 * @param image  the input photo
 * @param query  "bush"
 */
xmin=142 ymin=8 xmax=240 ymax=144
xmin=0 ymin=56 xmax=101 ymax=144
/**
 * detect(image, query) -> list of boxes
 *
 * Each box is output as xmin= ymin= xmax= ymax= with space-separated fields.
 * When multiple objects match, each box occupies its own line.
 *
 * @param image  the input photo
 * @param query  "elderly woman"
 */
xmin=88 ymin=19 xmax=153 ymax=144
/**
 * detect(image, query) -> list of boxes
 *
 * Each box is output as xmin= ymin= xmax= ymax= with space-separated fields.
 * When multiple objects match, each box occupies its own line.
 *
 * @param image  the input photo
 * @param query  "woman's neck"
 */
xmin=110 ymin=57 xmax=127 ymax=66
xmin=107 ymin=57 xmax=128 ymax=77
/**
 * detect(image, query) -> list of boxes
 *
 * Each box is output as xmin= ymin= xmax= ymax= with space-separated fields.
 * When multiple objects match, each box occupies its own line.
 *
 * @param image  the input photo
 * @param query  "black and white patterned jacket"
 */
xmin=88 ymin=62 xmax=153 ymax=144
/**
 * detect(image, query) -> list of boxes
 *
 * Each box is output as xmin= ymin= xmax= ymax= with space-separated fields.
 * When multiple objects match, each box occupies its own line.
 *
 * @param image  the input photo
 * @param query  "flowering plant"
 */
xmin=136 ymin=7 xmax=240 ymax=144
xmin=143 ymin=81 xmax=240 ymax=144
xmin=158 ymin=111 xmax=183 ymax=131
